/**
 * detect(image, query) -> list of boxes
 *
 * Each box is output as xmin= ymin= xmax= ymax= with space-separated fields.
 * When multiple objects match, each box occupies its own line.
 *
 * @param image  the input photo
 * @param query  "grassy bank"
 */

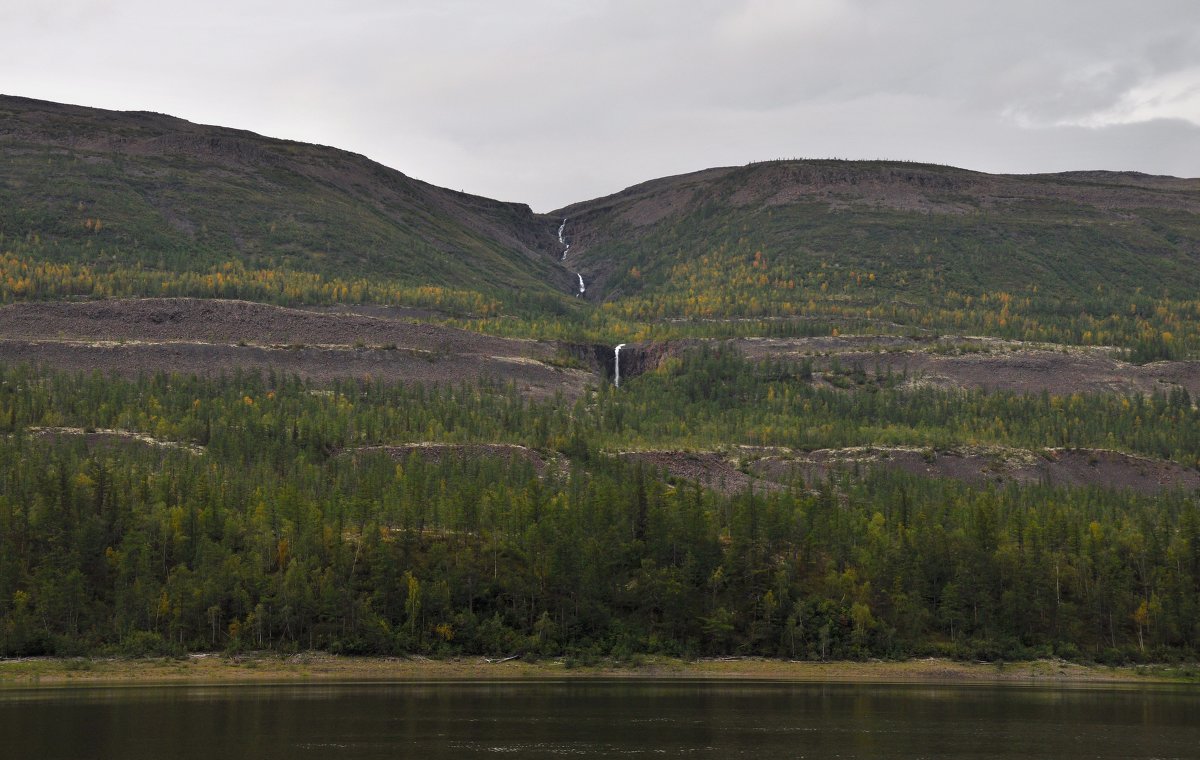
xmin=3 ymin=654 xmax=1197 ymax=687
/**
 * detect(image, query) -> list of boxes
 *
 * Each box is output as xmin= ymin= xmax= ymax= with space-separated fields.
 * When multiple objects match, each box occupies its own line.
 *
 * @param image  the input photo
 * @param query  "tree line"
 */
xmin=1 ymin=356 xmax=1199 ymax=662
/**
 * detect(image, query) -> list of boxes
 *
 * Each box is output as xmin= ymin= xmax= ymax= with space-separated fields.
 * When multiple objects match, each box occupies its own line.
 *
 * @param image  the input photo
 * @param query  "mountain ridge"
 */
xmin=4 ymin=95 xmax=1200 ymax=352
xmin=0 ymin=94 xmax=576 ymax=305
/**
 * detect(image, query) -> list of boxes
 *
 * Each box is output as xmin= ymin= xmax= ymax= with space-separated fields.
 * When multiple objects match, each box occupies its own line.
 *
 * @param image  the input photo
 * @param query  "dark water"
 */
xmin=3 ymin=680 xmax=1199 ymax=759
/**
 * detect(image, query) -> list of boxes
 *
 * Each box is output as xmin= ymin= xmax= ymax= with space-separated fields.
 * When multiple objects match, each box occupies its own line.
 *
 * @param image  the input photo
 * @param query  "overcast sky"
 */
xmin=4 ymin=0 xmax=1199 ymax=210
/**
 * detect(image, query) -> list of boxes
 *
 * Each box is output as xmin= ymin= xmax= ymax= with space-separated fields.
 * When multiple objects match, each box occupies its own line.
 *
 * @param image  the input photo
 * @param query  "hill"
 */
xmin=4 ymin=97 xmax=1200 ymax=664
xmin=551 ymin=160 xmax=1200 ymax=354
xmin=560 ymin=160 xmax=1200 ymax=300
xmin=4 ymin=96 xmax=1200 ymax=352
xmin=0 ymin=95 xmax=577 ymax=312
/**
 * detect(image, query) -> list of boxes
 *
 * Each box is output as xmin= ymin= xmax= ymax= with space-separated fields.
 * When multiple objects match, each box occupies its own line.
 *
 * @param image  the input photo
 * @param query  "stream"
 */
xmin=559 ymin=220 xmax=622 ymax=381
xmin=558 ymin=218 xmax=585 ymax=296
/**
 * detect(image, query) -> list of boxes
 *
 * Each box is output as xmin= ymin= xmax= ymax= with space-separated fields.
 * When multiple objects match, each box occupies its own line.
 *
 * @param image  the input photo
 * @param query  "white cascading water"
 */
xmin=557 ymin=218 xmax=570 ymax=261
xmin=614 ymin=343 xmax=627 ymax=387
xmin=558 ymin=219 xmax=584 ymax=296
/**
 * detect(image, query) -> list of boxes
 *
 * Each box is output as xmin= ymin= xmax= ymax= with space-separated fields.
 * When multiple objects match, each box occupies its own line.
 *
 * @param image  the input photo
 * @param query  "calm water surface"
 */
xmin=3 ymin=679 xmax=1198 ymax=759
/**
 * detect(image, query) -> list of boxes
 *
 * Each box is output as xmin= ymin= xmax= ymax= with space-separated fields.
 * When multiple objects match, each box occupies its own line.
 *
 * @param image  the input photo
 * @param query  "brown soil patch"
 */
xmin=736 ymin=337 xmax=1200 ymax=397
xmin=351 ymin=443 xmax=551 ymax=475
xmin=616 ymin=450 xmax=783 ymax=496
xmin=0 ymin=339 xmax=587 ymax=400
xmin=0 ymin=298 xmax=545 ymax=355
xmin=748 ymin=446 xmax=1200 ymax=494
xmin=612 ymin=444 xmax=1199 ymax=495
xmin=0 ymin=299 xmax=592 ymax=399
xmin=26 ymin=426 xmax=203 ymax=455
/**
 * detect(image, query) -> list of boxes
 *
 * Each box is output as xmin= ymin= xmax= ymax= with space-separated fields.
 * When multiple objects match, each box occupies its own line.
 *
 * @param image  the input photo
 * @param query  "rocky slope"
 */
xmin=0 ymin=298 xmax=590 ymax=398
xmin=0 ymin=95 xmax=576 ymax=300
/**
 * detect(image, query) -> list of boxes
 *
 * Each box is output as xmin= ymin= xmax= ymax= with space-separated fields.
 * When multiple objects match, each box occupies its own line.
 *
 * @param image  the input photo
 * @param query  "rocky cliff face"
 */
xmin=562 ymin=341 xmax=679 ymax=383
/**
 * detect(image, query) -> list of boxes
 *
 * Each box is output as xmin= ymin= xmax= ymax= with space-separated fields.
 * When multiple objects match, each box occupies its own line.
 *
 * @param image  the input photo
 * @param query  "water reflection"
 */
xmin=2 ymin=680 xmax=1198 ymax=759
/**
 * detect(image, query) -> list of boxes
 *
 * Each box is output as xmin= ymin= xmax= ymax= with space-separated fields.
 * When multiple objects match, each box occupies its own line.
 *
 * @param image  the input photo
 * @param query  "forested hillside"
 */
xmin=2 ymin=97 xmax=1200 ymax=664
xmin=3 ymin=358 xmax=1200 ymax=662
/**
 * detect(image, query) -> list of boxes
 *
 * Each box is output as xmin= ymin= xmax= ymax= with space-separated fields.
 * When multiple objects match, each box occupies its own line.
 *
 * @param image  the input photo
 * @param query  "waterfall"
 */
xmin=614 ymin=343 xmax=627 ymax=387
xmin=559 ymin=218 xmax=582 ymax=294
xmin=558 ymin=219 xmax=584 ymax=296
xmin=558 ymin=218 xmax=570 ymax=260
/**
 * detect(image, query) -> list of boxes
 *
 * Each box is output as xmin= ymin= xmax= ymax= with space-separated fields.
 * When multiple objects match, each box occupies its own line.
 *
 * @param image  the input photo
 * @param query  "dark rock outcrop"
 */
xmin=560 ymin=341 xmax=676 ymax=382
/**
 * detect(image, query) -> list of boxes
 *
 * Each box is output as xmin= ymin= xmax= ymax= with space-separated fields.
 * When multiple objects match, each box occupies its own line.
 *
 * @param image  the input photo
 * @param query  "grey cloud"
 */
xmin=1 ymin=0 xmax=1198 ymax=210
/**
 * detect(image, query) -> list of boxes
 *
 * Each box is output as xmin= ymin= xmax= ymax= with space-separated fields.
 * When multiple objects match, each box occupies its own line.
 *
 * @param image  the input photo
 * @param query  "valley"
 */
xmin=2 ymin=96 xmax=1200 ymax=665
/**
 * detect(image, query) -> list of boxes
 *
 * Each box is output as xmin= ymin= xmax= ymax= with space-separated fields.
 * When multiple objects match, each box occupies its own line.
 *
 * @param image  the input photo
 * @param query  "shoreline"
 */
xmin=2 ymin=654 xmax=1197 ymax=688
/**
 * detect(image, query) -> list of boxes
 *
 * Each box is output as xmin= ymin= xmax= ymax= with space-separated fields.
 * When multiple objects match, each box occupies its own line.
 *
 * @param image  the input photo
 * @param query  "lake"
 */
xmin=3 ymin=680 xmax=1198 ymax=758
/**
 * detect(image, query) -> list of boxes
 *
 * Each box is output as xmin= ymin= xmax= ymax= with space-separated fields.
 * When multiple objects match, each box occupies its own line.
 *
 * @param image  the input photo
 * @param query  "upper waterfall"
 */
xmin=558 ymin=218 xmax=570 ymax=261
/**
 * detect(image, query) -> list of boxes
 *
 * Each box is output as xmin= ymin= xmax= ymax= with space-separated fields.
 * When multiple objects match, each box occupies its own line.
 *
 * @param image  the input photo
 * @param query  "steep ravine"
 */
xmin=558 ymin=218 xmax=586 ymax=296
xmin=556 ymin=219 xmax=631 ymax=382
